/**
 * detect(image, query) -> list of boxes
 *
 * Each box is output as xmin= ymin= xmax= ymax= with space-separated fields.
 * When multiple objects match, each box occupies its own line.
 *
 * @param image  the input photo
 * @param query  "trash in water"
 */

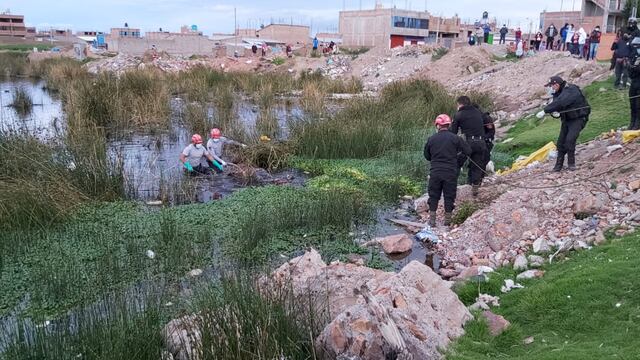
xmin=415 ymin=226 xmax=440 ymax=244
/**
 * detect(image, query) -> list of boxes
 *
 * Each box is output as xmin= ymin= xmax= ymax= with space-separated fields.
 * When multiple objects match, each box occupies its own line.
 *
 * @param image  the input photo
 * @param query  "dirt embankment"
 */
xmin=424 ymin=48 xmax=610 ymax=119
xmin=414 ymin=133 xmax=640 ymax=280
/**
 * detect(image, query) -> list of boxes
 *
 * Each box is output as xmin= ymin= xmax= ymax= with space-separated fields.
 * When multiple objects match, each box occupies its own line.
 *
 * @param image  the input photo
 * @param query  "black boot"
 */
xmin=429 ymin=211 xmax=437 ymax=227
xmin=567 ymin=152 xmax=576 ymax=171
xmin=444 ymin=212 xmax=453 ymax=226
xmin=553 ymin=154 xmax=565 ymax=172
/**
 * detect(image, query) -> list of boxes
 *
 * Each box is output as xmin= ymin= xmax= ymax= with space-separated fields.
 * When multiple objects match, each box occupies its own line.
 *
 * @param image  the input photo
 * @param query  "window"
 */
xmin=393 ymin=16 xmax=428 ymax=30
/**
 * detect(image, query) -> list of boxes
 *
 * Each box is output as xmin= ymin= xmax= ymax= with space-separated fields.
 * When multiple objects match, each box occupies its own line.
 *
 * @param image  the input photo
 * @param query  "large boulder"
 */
xmin=378 ymin=234 xmax=413 ymax=255
xmin=272 ymin=249 xmax=392 ymax=318
xmin=316 ymin=261 xmax=472 ymax=360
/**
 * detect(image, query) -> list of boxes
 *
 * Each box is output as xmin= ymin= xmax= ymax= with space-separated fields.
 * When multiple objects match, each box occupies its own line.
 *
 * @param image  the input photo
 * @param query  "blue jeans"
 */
xmin=589 ymin=43 xmax=599 ymax=60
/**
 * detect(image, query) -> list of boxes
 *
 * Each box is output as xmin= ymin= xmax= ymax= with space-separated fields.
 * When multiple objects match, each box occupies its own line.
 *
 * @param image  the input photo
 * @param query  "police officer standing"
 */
xmin=451 ymin=96 xmax=487 ymax=196
xmin=537 ymin=76 xmax=591 ymax=171
xmin=424 ymin=114 xmax=472 ymax=227
xmin=628 ymin=37 xmax=640 ymax=130
xmin=626 ymin=18 xmax=640 ymax=39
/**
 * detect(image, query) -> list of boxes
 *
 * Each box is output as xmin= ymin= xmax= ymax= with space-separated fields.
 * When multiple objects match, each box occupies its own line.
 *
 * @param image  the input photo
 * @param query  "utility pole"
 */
xmin=234 ymin=7 xmax=237 ymax=52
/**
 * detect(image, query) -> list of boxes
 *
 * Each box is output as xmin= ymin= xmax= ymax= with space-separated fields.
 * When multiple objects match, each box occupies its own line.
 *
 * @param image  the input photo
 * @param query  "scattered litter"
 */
xmin=501 ymin=279 xmax=525 ymax=293
xmin=523 ymin=336 xmax=535 ymax=345
xmin=145 ymin=250 xmax=156 ymax=259
xmin=415 ymin=226 xmax=440 ymax=244
xmin=188 ymin=269 xmax=204 ymax=277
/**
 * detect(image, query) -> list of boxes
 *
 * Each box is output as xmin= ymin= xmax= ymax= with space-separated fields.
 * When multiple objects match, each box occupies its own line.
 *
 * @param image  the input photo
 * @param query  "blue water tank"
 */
xmin=191 ymin=25 xmax=198 ymax=31
xmin=97 ymin=34 xmax=105 ymax=46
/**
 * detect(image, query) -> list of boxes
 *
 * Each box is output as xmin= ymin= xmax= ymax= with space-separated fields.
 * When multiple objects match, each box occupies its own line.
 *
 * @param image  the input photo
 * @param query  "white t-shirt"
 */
xmin=182 ymin=144 xmax=209 ymax=167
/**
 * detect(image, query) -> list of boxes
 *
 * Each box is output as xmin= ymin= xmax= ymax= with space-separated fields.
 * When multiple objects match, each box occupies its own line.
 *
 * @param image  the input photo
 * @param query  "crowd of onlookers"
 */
xmin=470 ymin=23 xmax=602 ymax=61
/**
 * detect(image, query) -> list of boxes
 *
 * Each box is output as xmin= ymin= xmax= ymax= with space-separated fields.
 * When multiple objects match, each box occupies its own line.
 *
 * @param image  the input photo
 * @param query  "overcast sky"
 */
xmin=2 ymin=0 xmax=580 ymax=34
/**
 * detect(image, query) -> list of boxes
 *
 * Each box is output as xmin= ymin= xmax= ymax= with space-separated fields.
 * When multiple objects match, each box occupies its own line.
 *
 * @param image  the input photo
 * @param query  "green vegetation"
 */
xmin=431 ymin=47 xmax=449 ymax=61
xmin=0 ymin=186 xmax=375 ymax=318
xmin=449 ymin=232 xmax=640 ymax=359
xmin=451 ymin=201 xmax=481 ymax=225
xmin=4 ymin=273 xmax=322 ymax=360
xmin=0 ymin=52 xmax=29 ymax=77
xmin=340 ymin=46 xmax=370 ymax=57
xmin=0 ymin=44 xmax=54 ymax=52
xmin=271 ymin=57 xmax=285 ymax=66
xmin=0 ymin=131 xmax=124 ymax=231
xmin=496 ymin=78 xmax=629 ymax=157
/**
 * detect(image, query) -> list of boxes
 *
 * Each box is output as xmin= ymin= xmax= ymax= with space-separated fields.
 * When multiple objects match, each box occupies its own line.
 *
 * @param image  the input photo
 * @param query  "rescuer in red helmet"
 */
xmin=180 ymin=134 xmax=217 ymax=175
xmin=424 ymin=114 xmax=471 ymax=227
xmin=206 ymin=128 xmax=247 ymax=172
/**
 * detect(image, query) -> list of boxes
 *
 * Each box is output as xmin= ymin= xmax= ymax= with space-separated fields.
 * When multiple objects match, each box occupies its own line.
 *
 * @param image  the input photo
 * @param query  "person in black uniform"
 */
xmin=537 ymin=76 xmax=591 ymax=171
xmin=451 ymin=96 xmax=487 ymax=196
xmin=628 ymin=37 xmax=640 ymax=130
xmin=626 ymin=18 xmax=640 ymax=39
xmin=424 ymin=114 xmax=472 ymax=227
xmin=473 ymin=103 xmax=496 ymax=175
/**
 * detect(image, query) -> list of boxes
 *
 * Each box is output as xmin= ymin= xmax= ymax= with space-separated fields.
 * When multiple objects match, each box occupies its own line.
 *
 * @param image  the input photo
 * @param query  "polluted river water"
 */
xmin=0 ymin=79 xmax=439 ymax=352
xmin=0 ymin=79 xmax=439 ymax=269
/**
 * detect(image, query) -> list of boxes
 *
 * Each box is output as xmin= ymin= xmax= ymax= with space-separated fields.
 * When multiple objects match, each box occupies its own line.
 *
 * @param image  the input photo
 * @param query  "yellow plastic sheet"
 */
xmin=498 ymin=141 xmax=557 ymax=176
xmin=622 ymin=130 xmax=640 ymax=143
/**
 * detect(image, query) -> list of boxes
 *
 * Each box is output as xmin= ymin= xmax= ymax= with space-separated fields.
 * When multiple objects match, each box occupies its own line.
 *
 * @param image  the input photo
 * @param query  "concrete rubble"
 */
xmin=163 ymin=250 xmax=472 ymax=359
xmin=415 ymin=134 xmax=639 ymax=281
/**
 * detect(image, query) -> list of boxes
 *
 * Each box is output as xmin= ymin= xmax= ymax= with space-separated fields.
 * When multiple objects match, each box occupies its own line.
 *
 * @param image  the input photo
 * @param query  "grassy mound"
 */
xmin=448 ymin=232 xmax=640 ymax=359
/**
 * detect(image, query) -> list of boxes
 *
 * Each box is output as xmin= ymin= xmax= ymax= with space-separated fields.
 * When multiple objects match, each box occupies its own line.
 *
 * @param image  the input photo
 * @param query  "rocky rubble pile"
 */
xmin=320 ymin=55 xmax=352 ymax=79
xmin=417 ymin=135 xmax=640 ymax=280
xmin=86 ymin=54 xmax=216 ymax=75
xmin=453 ymin=51 xmax=609 ymax=120
xmin=163 ymin=250 xmax=472 ymax=360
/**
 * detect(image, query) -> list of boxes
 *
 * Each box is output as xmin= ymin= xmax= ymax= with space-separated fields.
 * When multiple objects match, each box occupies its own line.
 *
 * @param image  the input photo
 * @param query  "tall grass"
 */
xmin=10 ymin=87 xmax=33 ymax=115
xmin=301 ymin=81 xmax=326 ymax=115
xmin=63 ymin=70 xmax=171 ymax=131
xmin=0 ymin=130 xmax=124 ymax=231
xmin=291 ymin=79 xmax=493 ymax=159
xmin=229 ymin=187 xmax=369 ymax=262
xmin=292 ymin=79 xmax=453 ymax=159
xmin=193 ymin=273 xmax=323 ymax=360
xmin=0 ymin=52 xmax=28 ymax=77
xmin=3 ymin=271 xmax=322 ymax=360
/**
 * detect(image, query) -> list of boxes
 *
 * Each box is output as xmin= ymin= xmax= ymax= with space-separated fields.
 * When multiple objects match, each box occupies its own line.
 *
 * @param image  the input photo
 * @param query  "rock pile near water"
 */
xmin=163 ymin=249 xmax=472 ymax=360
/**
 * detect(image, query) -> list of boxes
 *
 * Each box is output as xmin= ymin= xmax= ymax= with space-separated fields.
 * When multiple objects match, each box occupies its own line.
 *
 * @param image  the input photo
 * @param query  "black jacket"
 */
xmin=629 ymin=51 xmax=640 ymax=80
xmin=451 ymin=105 xmax=486 ymax=138
xmin=544 ymin=83 xmax=590 ymax=122
xmin=545 ymin=26 xmax=558 ymax=38
xmin=482 ymin=112 xmax=496 ymax=140
xmin=613 ymin=38 xmax=631 ymax=58
xmin=500 ymin=27 xmax=508 ymax=36
xmin=424 ymin=130 xmax=472 ymax=173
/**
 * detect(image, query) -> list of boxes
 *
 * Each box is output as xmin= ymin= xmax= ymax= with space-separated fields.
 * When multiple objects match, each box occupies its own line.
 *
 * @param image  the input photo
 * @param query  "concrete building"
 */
xmin=339 ymin=3 xmax=459 ymax=49
xmin=541 ymin=0 xmax=627 ymax=34
xmin=109 ymin=26 xmax=141 ymax=39
xmin=256 ymin=24 xmax=310 ymax=44
xmin=0 ymin=13 xmax=27 ymax=38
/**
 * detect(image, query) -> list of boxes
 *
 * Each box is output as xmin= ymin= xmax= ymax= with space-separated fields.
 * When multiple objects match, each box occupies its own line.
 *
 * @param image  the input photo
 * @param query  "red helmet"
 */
xmin=434 ymin=114 xmax=452 ymax=127
xmin=210 ymin=128 xmax=222 ymax=139
xmin=191 ymin=134 xmax=203 ymax=144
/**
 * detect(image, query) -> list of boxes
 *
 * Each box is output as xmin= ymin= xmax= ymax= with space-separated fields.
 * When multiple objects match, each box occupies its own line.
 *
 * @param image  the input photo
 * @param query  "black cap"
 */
xmin=545 ymin=76 xmax=564 ymax=87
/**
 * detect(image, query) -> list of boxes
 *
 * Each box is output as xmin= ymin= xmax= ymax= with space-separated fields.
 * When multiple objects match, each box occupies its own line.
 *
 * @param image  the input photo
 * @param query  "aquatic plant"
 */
xmin=9 ymin=87 xmax=33 ymax=115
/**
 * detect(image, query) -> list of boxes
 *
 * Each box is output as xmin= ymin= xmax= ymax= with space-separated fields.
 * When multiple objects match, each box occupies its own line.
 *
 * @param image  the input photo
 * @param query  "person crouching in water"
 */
xmin=180 ymin=134 xmax=217 ymax=175
xmin=206 ymin=128 xmax=247 ymax=172
xmin=424 ymin=114 xmax=472 ymax=227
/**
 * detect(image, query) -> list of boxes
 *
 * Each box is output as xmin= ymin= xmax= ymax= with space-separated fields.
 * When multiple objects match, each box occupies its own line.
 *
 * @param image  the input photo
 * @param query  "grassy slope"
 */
xmin=448 ymin=233 xmax=640 ymax=359
xmin=496 ymin=77 xmax=629 ymax=157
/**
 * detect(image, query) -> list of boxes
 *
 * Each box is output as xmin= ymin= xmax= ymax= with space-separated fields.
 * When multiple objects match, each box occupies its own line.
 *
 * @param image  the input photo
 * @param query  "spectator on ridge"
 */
xmin=545 ymin=24 xmax=558 ymax=50
xmin=499 ymin=24 xmax=508 ymax=44
xmin=589 ymin=26 xmax=601 ymax=61
xmin=560 ymin=23 xmax=569 ymax=51
xmin=535 ymin=31 xmax=544 ymax=51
